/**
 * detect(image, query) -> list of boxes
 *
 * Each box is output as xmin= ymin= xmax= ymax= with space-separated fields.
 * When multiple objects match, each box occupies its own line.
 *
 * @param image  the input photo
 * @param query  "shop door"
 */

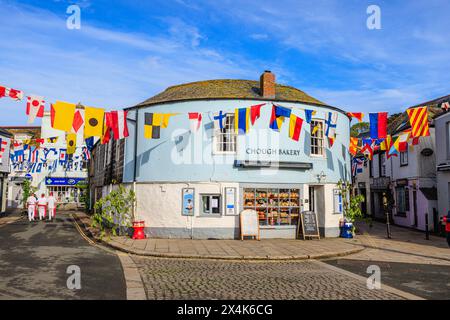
xmin=308 ymin=186 xmax=315 ymax=212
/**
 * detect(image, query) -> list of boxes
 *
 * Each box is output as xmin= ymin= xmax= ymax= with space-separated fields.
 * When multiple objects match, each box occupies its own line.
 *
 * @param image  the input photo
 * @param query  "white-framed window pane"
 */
xmin=216 ymin=114 xmax=236 ymax=153
xmin=310 ymin=120 xmax=324 ymax=156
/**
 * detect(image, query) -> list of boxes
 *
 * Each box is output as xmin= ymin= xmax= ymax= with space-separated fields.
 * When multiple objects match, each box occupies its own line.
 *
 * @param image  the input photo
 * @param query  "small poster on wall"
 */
xmin=182 ymin=188 xmax=195 ymax=216
xmin=225 ymin=187 xmax=236 ymax=215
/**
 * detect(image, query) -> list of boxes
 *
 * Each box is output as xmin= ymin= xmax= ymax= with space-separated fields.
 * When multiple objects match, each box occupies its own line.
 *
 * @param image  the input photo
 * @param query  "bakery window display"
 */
xmin=243 ymin=187 xmax=301 ymax=226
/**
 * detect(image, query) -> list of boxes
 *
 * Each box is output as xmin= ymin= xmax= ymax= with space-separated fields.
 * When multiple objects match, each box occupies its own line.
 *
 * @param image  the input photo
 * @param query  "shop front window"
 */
xmin=47 ymin=186 xmax=83 ymax=204
xmin=243 ymin=188 xmax=300 ymax=226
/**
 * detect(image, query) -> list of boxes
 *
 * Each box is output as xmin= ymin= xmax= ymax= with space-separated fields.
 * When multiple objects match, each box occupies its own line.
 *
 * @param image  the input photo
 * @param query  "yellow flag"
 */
xmin=66 ymin=133 xmax=77 ymax=154
xmin=162 ymin=113 xmax=178 ymax=128
xmin=51 ymin=101 xmax=76 ymax=132
xmin=84 ymin=106 xmax=105 ymax=138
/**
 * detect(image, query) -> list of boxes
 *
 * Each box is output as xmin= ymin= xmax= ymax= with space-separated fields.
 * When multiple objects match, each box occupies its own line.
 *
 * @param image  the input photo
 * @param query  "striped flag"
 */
xmin=27 ymin=146 xmax=39 ymax=163
xmin=406 ymin=106 xmax=430 ymax=137
xmin=234 ymin=107 xmax=250 ymax=135
xmin=347 ymin=112 xmax=364 ymax=122
xmin=105 ymin=110 xmax=130 ymax=140
xmin=369 ymin=112 xmax=387 ymax=139
xmin=288 ymin=114 xmax=304 ymax=141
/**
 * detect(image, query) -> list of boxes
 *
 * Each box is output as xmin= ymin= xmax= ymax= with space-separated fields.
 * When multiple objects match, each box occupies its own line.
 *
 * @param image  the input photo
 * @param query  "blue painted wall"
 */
xmin=123 ymin=99 xmax=351 ymax=184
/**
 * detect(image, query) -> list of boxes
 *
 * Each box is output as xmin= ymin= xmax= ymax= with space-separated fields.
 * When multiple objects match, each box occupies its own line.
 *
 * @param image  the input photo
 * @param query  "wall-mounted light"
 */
xmin=317 ymin=171 xmax=326 ymax=183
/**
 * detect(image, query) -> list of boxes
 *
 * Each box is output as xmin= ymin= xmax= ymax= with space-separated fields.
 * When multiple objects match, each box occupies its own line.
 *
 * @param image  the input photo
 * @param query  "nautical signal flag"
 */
xmin=305 ymin=109 xmax=316 ymax=124
xmin=26 ymin=95 xmax=45 ymax=124
xmin=325 ymin=112 xmax=338 ymax=147
xmin=72 ymin=110 xmax=84 ymax=133
xmin=144 ymin=113 xmax=162 ymax=139
xmin=59 ymin=148 xmax=67 ymax=164
xmin=84 ymin=106 xmax=105 ymax=138
xmin=361 ymin=139 xmax=374 ymax=160
xmin=349 ymin=137 xmax=359 ymax=156
xmin=66 ymin=133 xmax=77 ymax=155
xmin=51 ymin=101 xmax=76 ymax=132
xmin=369 ymin=112 xmax=387 ymax=139
xmin=269 ymin=105 xmax=291 ymax=132
xmin=106 ymin=110 xmax=129 ymax=140
xmin=162 ymin=113 xmax=177 ymax=129
xmin=188 ymin=113 xmax=202 ymax=132
xmin=0 ymin=85 xmax=23 ymax=101
xmin=288 ymin=114 xmax=303 ymax=141
xmin=347 ymin=112 xmax=364 ymax=122
xmin=214 ymin=111 xmax=227 ymax=130
xmin=406 ymin=106 xmax=430 ymax=137
xmin=250 ymin=104 xmax=265 ymax=125
xmin=235 ymin=107 xmax=250 ymax=135
xmin=47 ymin=137 xmax=58 ymax=143
xmin=442 ymin=102 xmax=449 ymax=112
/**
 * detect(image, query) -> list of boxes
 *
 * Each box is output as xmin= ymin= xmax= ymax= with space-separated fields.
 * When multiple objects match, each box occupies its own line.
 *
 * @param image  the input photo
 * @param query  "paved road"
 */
xmin=0 ymin=213 xmax=126 ymax=299
xmin=324 ymin=250 xmax=450 ymax=300
xmin=131 ymin=255 xmax=404 ymax=300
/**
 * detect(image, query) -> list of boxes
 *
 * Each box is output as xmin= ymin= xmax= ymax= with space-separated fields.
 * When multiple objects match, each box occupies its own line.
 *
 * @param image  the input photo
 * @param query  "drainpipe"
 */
xmin=133 ymin=109 xmax=139 ymax=221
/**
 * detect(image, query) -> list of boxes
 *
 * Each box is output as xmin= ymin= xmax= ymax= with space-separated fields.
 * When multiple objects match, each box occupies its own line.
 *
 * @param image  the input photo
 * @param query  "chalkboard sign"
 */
xmin=298 ymin=211 xmax=320 ymax=239
xmin=240 ymin=209 xmax=260 ymax=240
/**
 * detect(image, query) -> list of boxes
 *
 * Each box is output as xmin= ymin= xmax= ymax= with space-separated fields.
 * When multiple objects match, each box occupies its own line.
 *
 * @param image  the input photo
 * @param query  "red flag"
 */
xmin=347 ymin=112 xmax=364 ymax=122
xmin=250 ymin=103 xmax=265 ymax=125
xmin=72 ymin=110 xmax=84 ymax=133
xmin=0 ymin=86 xmax=6 ymax=98
xmin=108 ymin=110 xmax=129 ymax=140
xmin=188 ymin=113 xmax=202 ymax=132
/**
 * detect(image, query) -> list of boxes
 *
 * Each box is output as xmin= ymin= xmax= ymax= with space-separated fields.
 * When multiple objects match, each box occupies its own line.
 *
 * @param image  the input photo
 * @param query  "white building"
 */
xmin=435 ymin=110 xmax=450 ymax=220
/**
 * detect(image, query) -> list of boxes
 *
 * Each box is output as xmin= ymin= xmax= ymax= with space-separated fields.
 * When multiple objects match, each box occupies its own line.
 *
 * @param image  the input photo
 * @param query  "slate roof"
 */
xmin=133 ymin=79 xmax=331 ymax=109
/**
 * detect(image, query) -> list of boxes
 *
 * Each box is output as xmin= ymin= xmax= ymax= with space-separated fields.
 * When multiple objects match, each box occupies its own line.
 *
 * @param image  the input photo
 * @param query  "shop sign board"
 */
xmin=240 ymin=209 xmax=260 ymax=240
xmin=298 ymin=211 xmax=320 ymax=239
xmin=225 ymin=187 xmax=236 ymax=215
xmin=181 ymin=188 xmax=195 ymax=216
xmin=45 ymin=177 xmax=85 ymax=186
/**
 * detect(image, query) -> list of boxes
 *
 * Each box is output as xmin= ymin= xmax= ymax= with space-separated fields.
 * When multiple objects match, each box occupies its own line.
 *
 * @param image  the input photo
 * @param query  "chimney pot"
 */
xmin=260 ymin=71 xmax=276 ymax=98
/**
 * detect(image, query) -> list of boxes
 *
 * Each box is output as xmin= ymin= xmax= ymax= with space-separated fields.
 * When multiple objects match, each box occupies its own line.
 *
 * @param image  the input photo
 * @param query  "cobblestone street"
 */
xmin=131 ymin=256 xmax=404 ymax=300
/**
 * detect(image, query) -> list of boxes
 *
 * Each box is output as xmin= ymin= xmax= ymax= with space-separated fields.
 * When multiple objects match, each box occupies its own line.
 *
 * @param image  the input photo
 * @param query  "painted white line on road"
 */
xmin=311 ymin=260 xmax=425 ymax=300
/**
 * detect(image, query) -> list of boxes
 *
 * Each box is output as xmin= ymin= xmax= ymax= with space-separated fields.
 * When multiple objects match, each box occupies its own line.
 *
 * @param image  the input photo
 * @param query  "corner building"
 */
xmin=122 ymin=72 xmax=351 ymax=239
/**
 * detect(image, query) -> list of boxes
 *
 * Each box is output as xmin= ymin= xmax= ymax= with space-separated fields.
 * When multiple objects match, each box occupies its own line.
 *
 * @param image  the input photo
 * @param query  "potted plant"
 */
xmin=93 ymin=184 xmax=138 ymax=239
xmin=337 ymin=180 xmax=367 ymax=238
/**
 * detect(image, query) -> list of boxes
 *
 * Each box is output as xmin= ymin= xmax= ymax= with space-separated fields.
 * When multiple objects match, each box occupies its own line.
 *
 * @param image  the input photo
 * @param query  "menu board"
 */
xmin=298 ymin=211 xmax=320 ymax=239
xmin=240 ymin=209 xmax=260 ymax=240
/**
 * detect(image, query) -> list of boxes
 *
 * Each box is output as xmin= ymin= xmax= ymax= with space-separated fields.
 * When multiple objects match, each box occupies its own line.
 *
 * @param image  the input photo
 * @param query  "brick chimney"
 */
xmin=260 ymin=70 xmax=276 ymax=98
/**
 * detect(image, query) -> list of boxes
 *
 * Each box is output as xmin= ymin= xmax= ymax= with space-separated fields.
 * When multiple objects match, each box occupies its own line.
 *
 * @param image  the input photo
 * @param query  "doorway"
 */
xmin=308 ymin=186 xmax=315 ymax=212
xmin=413 ymin=190 xmax=418 ymax=227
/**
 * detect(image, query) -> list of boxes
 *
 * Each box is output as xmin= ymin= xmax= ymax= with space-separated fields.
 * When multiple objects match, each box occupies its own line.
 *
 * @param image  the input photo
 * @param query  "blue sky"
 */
xmin=0 ymin=0 xmax=449 ymax=125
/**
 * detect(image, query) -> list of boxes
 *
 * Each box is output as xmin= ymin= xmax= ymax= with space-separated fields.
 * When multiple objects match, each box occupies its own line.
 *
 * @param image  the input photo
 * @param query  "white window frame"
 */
xmin=310 ymin=119 xmax=325 ymax=157
xmin=400 ymin=150 xmax=408 ymax=166
xmin=200 ymin=194 xmax=222 ymax=216
xmin=213 ymin=113 xmax=237 ymax=155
